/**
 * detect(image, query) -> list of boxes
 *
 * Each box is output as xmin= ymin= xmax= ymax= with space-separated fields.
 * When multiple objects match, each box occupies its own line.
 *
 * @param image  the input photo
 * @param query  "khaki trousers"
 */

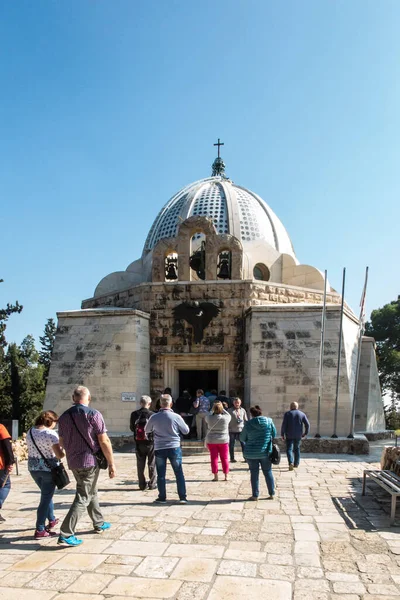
xmin=60 ymin=466 xmax=104 ymax=537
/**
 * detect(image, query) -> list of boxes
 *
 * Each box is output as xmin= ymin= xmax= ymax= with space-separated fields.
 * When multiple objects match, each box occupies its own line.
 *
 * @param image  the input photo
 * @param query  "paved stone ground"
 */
xmin=0 ymin=442 xmax=399 ymax=600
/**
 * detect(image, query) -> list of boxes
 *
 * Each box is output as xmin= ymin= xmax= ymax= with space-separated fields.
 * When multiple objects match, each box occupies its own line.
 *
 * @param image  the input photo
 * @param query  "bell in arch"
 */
xmin=217 ymin=251 xmax=231 ymax=279
xmin=165 ymin=255 xmax=178 ymax=280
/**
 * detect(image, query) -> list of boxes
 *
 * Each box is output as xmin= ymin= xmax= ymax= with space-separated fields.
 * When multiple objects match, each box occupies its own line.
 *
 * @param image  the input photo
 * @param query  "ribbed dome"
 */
xmin=143 ymin=176 xmax=296 ymax=259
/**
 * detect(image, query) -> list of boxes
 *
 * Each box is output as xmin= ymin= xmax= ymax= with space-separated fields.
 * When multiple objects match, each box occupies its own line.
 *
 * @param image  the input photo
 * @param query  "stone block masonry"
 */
xmin=44 ymin=308 xmax=150 ymax=433
xmin=245 ymin=304 xmax=361 ymax=437
xmin=82 ymin=280 xmax=341 ymax=400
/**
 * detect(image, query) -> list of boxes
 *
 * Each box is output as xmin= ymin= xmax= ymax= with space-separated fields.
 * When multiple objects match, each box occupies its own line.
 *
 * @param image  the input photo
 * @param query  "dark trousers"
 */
xmin=229 ymin=432 xmax=245 ymax=460
xmin=136 ymin=442 xmax=156 ymax=490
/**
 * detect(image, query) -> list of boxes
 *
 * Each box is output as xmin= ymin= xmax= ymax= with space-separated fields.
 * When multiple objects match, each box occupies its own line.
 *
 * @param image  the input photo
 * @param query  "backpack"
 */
xmin=134 ymin=411 xmax=152 ymax=442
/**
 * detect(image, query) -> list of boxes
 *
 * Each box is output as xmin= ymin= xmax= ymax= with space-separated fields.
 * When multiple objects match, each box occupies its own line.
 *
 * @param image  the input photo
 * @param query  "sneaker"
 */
xmin=94 ymin=522 xmax=111 ymax=534
xmin=268 ymin=494 xmax=275 ymax=500
xmin=47 ymin=518 xmax=59 ymax=530
xmin=294 ymin=465 xmax=299 ymax=469
xmin=35 ymin=529 xmax=57 ymax=539
xmin=179 ymin=499 xmax=188 ymax=504
xmin=248 ymin=496 xmax=258 ymax=501
xmin=154 ymin=497 xmax=167 ymax=504
xmin=289 ymin=464 xmax=294 ymax=471
xmin=58 ymin=534 xmax=83 ymax=546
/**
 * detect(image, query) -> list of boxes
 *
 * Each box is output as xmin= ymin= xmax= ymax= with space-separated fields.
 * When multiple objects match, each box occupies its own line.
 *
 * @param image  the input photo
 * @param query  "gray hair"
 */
xmin=160 ymin=394 xmax=172 ymax=408
xmin=140 ymin=395 xmax=152 ymax=407
xmin=290 ymin=401 xmax=299 ymax=410
xmin=72 ymin=385 xmax=90 ymax=403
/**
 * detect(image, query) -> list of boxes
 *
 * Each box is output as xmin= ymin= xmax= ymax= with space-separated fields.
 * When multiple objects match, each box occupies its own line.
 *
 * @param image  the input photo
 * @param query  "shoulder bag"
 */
xmin=267 ymin=418 xmax=281 ymax=465
xmin=29 ymin=429 xmax=70 ymax=490
xmin=69 ymin=413 xmax=108 ymax=469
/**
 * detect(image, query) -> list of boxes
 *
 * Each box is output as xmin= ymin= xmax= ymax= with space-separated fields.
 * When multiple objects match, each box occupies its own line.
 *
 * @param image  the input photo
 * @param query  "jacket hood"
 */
xmin=247 ymin=416 xmax=270 ymax=430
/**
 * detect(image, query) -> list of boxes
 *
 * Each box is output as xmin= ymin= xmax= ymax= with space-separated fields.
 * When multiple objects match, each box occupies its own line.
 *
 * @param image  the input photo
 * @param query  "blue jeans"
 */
xmin=155 ymin=447 xmax=186 ymax=501
xmin=247 ymin=457 xmax=275 ymax=497
xmin=30 ymin=470 xmax=56 ymax=531
xmin=286 ymin=438 xmax=301 ymax=467
xmin=0 ymin=469 xmax=11 ymax=509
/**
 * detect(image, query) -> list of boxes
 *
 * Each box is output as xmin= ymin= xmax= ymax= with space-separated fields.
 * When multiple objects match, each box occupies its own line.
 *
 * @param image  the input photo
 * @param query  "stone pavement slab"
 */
xmin=0 ymin=445 xmax=399 ymax=599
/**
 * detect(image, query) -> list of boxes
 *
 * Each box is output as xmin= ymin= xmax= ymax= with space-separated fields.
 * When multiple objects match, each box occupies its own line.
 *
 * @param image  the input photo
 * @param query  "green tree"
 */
xmin=0 ymin=279 xmax=23 ymax=419
xmin=0 ymin=279 xmax=23 ymax=355
xmin=5 ymin=337 xmax=46 ymax=432
xmin=39 ymin=318 xmax=56 ymax=382
xmin=365 ymin=296 xmax=400 ymax=400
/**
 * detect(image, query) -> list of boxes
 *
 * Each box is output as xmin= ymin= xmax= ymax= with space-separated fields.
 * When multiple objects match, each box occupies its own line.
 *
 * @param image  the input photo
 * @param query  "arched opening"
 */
xmin=189 ymin=232 xmax=206 ymax=280
xmin=165 ymin=252 xmax=178 ymax=281
xmin=217 ymin=250 xmax=231 ymax=280
xmin=253 ymin=263 xmax=270 ymax=281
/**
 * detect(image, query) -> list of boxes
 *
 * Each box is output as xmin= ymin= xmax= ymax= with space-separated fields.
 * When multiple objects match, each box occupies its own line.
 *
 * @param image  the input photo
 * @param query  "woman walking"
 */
xmin=205 ymin=402 xmax=230 ymax=481
xmin=27 ymin=411 xmax=65 ymax=539
xmin=240 ymin=405 xmax=276 ymax=500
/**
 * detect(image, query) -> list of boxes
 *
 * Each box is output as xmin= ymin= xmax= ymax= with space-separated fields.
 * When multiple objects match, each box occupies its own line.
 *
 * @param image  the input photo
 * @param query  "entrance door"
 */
xmin=178 ymin=370 xmax=218 ymax=397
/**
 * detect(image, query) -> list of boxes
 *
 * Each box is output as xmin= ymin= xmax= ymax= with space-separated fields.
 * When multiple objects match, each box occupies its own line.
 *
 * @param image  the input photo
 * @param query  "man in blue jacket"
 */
xmin=281 ymin=402 xmax=310 ymax=471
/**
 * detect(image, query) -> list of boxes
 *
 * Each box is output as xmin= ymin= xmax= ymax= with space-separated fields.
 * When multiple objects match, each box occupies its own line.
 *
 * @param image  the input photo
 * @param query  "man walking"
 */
xmin=130 ymin=395 xmax=156 ymax=491
xmin=281 ymin=401 xmax=310 ymax=471
xmin=193 ymin=389 xmax=210 ymax=441
xmin=228 ymin=397 xmax=248 ymax=462
xmin=58 ymin=386 xmax=116 ymax=546
xmin=145 ymin=394 xmax=189 ymax=504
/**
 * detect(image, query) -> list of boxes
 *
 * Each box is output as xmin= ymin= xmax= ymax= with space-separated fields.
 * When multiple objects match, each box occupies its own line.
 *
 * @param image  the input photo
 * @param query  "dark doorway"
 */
xmin=178 ymin=370 xmax=218 ymax=397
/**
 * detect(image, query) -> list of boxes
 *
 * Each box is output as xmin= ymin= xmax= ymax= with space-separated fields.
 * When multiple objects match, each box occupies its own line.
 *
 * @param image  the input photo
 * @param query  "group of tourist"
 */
xmin=0 ymin=385 xmax=310 ymax=547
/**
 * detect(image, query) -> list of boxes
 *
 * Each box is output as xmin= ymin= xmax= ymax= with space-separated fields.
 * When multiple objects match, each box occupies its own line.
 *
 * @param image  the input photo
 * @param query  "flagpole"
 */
xmin=332 ymin=268 xmax=346 ymax=438
xmin=348 ymin=266 xmax=369 ymax=439
xmin=315 ymin=269 xmax=328 ymax=438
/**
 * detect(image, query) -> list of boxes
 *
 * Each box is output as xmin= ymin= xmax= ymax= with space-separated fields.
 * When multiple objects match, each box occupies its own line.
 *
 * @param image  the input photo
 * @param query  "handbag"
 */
xmin=270 ymin=442 xmax=281 ymax=465
xmin=69 ymin=414 xmax=108 ymax=470
xmin=29 ymin=429 xmax=70 ymax=490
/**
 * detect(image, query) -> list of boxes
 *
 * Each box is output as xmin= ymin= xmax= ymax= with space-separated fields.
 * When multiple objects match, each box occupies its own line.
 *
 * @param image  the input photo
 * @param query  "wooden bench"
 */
xmin=363 ymin=461 xmax=400 ymax=525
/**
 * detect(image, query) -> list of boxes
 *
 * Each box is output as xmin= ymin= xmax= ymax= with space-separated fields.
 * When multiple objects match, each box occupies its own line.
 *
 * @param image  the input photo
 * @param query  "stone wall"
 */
xmin=44 ymin=309 xmax=150 ymax=434
xmin=82 ymin=280 xmax=341 ymax=398
xmin=245 ymin=304 xmax=362 ymax=437
xmin=355 ymin=337 xmax=386 ymax=433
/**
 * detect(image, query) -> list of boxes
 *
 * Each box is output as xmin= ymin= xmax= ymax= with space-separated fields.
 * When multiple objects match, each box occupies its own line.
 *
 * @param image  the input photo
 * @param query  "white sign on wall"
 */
xmin=121 ymin=392 xmax=136 ymax=402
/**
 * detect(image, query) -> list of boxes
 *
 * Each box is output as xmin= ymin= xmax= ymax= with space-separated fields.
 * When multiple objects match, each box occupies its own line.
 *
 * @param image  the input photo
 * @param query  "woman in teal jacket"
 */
xmin=240 ymin=405 xmax=276 ymax=500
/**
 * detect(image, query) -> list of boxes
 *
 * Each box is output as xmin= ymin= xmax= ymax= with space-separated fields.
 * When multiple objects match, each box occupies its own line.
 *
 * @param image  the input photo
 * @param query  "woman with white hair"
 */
xmin=205 ymin=402 xmax=231 ymax=481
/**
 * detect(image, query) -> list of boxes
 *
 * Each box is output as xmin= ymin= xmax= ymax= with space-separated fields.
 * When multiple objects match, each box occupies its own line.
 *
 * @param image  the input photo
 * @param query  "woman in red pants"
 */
xmin=205 ymin=402 xmax=231 ymax=481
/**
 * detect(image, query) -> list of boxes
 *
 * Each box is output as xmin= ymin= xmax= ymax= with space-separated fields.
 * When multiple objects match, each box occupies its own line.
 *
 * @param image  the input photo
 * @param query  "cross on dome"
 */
xmin=213 ymin=138 xmax=224 ymax=158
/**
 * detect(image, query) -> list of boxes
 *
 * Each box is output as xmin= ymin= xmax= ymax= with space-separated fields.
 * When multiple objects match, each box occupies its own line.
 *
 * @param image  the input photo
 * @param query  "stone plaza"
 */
xmin=0 ymin=443 xmax=399 ymax=600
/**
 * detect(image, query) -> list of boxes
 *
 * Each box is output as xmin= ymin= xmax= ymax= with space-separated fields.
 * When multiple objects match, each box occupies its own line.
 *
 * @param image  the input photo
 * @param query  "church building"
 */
xmin=44 ymin=143 xmax=385 ymax=438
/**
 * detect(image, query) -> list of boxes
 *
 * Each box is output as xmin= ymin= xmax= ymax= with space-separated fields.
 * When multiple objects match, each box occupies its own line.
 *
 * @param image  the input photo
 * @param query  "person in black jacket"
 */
xmin=0 ymin=423 xmax=15 ymax=522
xmin=130 ymin=396 xmax=156 ymax=491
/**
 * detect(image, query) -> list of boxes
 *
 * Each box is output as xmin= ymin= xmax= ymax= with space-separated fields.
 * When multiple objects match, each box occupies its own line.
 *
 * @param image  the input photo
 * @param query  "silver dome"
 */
xmin=143 ymin=176 xmax=296 ymax=258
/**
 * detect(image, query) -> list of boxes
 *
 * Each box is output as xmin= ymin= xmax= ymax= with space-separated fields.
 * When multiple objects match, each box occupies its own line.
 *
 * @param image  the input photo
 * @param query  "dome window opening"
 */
xmin=165 ymin=252 xmax=178 ymax=281
xmin=253 ymin=263 xmax=270 ymax=282
xmin=217 ymin=251 xmax=231 ymax=280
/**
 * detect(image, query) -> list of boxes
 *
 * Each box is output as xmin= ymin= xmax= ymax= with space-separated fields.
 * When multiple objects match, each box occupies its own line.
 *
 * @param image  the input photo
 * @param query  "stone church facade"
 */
xmin=44 ymin=152 xmax=385 ymax=437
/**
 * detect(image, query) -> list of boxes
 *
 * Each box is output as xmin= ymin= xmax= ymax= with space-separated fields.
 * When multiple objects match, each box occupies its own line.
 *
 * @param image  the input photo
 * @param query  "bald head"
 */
xmin=290 ymin=401 xmax=299 ymax=410
xmin=72 ymin=386 xmax=90 ymax=405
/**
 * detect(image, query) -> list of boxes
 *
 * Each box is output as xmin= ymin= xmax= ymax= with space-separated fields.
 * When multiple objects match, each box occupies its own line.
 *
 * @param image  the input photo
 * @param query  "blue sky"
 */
xmin=1 ymin=1 xmax=399 ymax=347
